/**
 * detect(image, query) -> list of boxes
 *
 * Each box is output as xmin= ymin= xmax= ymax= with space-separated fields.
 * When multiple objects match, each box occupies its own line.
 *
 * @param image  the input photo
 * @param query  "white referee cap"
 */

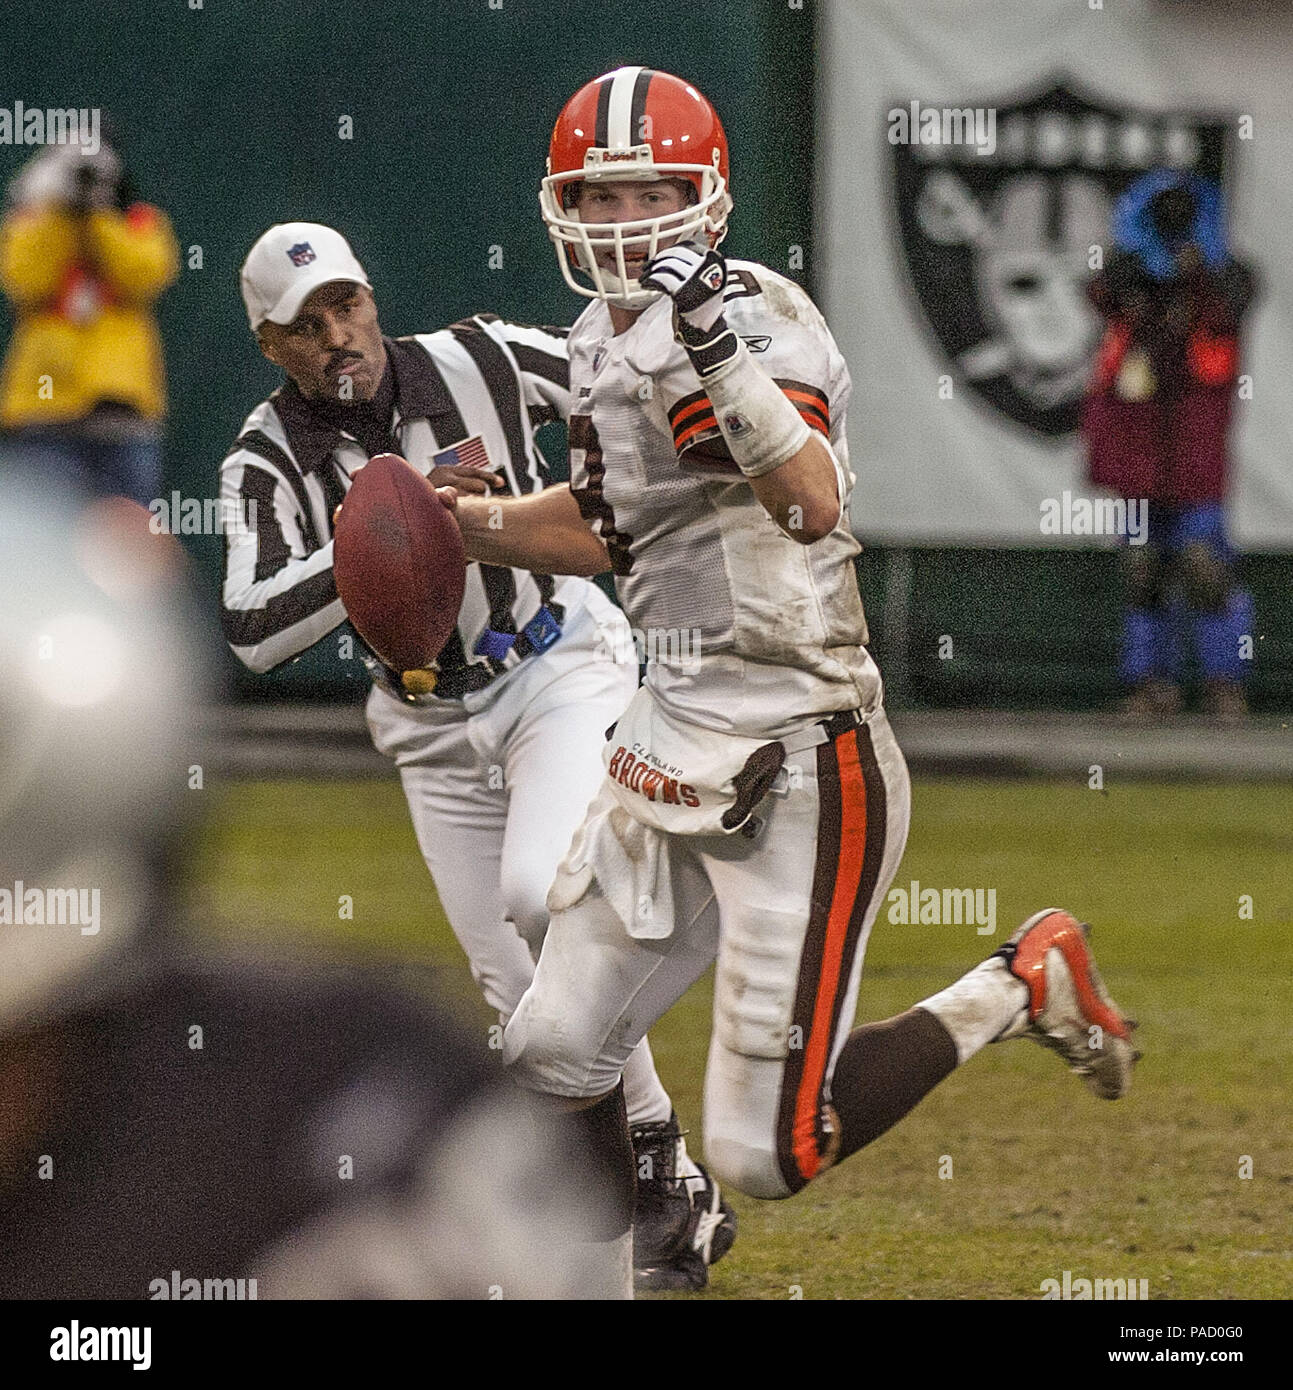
xmin=240 ymin=222 xmax=372 ymax=331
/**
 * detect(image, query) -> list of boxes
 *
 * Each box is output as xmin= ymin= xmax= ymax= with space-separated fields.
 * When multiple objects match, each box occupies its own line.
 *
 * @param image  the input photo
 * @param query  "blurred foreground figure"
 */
xmin=1082 ymin=170 xmax=1257 ymax=721
xmin=0 ymin=123 xmax=178 ymax=504
xmin=0 ymin=470 xmax=619 ymax=1299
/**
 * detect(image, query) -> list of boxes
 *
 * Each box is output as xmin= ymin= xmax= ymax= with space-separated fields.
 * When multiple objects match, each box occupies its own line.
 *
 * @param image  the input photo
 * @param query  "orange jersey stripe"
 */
xmin=672 ymin=389 xmax=829 ymax=453
xmin=790 ymin=732 xmax=868 ymax=1182
xmin=669 ymin=394 xmax=714 ymax=429
xmin=798 ymin=411 xmax=829 ymax=437
xmin=780 ymin=386 xmax=829 ymax=419
xmin=781 ymin=386 xmax=827 ymax=408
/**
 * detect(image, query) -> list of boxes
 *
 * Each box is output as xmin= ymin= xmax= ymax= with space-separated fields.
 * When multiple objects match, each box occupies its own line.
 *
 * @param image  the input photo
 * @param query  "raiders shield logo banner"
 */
xmin=891 ymin=80 xmax=1230 ymax=437
xmin=820 ymin=0 xmax=1292 ymax=545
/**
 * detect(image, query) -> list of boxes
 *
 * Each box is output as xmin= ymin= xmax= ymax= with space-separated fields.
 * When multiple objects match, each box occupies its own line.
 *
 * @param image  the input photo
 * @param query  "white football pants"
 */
xmin=366 ymin=592 xmax=675 ymax=1128
xmin=504 ymin=705 xmax=913 ymax=1199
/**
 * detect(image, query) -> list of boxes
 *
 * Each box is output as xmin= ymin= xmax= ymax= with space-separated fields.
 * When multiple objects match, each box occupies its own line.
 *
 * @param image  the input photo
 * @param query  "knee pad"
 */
xmin=704 ymin=1050 xmax=817 ymax=1200
xmin=501 ymin=894 xmax=629 ymax=1100
xmin=1122 ymin=543 xmax=1164 ymax=609
xmin=712 ymin=903 xmax=804 ymax=1061
xmin=1176 ymin=541 xmax=1230 ymax=612
xmin=705 ymin=1131 xmax=793 ymax=1201
xmin=709 ymin=903 xmax=835 ymax=1199
xmin=502 ymin=993 xmax=613 ymax=1098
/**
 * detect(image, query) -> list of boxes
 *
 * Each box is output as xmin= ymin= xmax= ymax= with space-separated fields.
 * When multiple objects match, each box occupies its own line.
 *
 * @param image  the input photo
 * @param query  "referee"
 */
xmin=218 ymin=223 xmax=738 ymax=1292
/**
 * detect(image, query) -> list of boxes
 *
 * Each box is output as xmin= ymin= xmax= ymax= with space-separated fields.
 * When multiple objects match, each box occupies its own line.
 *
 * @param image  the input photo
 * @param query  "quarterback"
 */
xmin=445 ymin=67 xmax=1139 ymax=1287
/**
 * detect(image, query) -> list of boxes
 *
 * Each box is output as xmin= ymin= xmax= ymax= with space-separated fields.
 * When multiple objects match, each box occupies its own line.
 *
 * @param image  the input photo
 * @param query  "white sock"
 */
xmin=622 ymin=1040 xmax=703 ymax=1182
xmin=622 ymin=1037 xmax=672 ymax=1127
xmin=917 ymin=956 xmax=1029 ymax=1064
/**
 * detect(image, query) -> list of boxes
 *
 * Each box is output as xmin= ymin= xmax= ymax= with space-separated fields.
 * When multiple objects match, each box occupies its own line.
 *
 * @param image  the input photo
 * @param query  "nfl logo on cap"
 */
xmin=240 ymin=222 xmax=372 ymax=330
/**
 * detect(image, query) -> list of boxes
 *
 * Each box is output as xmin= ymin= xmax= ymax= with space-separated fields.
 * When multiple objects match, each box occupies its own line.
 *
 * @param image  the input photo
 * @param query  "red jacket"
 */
xmin=1081 ymin=252 xmax=1254 ymax=503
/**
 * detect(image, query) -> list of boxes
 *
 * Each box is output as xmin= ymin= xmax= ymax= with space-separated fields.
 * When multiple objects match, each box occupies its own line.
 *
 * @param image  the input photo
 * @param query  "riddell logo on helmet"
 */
xmin=584 ymin=146 xmax=653 ymax=169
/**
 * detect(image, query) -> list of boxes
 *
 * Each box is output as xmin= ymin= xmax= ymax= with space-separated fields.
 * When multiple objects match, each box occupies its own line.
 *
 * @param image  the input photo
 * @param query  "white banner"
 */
xmin=819 ymin=0 xmax=1293 ymax=547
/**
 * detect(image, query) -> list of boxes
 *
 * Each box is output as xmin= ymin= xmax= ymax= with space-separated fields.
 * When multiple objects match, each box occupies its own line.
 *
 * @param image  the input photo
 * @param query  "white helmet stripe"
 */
xmin=605 ymin=65 xmax=644 ymax=148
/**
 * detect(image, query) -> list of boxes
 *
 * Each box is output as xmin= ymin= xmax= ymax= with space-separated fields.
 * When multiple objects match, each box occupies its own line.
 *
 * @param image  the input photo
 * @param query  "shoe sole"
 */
xmin=634 ymin=1259 xmax=708 ymax=1292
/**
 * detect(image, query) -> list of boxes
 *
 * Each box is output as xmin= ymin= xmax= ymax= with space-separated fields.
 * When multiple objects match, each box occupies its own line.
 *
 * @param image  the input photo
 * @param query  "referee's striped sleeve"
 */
xmin=220 ymin=447 xmax=345 ymax=673
xmin=485 ymin=318 xmax=572 ymax=424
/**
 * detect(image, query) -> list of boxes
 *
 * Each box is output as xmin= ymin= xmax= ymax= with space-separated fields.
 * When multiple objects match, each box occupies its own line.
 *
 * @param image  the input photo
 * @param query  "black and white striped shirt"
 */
xmin=220 ymin=316 xmax=585 ymax=691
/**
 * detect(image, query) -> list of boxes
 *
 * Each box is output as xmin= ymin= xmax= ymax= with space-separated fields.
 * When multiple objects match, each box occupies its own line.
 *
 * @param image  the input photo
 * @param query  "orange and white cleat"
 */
xmin=992 ymin=909 xmax=1139 ymax=1100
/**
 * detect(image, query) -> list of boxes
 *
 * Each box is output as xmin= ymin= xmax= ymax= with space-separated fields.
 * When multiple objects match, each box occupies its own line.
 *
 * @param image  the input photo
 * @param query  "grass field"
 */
xmin=189 ymin=775 xmax=1293 ymax=1300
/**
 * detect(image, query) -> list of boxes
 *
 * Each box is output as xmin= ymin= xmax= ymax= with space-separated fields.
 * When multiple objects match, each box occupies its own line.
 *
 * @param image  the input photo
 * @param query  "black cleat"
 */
xmin=631 ymin=1116 xmax=737 ymax=1292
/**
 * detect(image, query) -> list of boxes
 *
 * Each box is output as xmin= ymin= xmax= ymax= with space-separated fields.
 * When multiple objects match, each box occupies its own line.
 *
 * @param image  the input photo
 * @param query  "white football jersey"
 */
xmin=567 ymin=259 xmax=882 ymax=739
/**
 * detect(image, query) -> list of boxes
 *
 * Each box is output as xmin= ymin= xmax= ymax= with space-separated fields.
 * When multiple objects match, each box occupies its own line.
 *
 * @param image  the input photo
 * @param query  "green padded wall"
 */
xmin=4 ymin=2 xmax=1286 ymax=708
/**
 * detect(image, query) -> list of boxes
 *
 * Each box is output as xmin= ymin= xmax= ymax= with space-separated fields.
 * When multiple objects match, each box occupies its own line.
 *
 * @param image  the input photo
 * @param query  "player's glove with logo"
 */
xmin=640 ymin=241 xmax=740 ymax=379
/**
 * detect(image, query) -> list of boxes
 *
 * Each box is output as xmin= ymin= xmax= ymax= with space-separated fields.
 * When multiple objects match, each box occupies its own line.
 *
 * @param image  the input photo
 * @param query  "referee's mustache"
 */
xmin=327 ymin=350 xmax=365 ymax=374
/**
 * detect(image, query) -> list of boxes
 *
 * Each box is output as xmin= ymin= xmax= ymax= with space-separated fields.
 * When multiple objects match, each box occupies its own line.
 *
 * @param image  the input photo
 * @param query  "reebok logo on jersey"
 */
xmin=608 ymin=745 xmax=700 ymax=807
xmin=740 ymin=335 xmax=771 ymax=353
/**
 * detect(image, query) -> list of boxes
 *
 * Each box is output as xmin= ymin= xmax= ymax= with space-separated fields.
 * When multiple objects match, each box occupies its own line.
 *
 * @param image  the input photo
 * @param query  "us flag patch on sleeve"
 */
xmin=433 ymin=435 xmax=492 ymax=471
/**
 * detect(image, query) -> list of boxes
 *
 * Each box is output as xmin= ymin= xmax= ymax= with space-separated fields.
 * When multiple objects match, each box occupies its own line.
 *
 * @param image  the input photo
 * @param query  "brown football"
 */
xmin=333 ymin=452 xmax=467 ymax=671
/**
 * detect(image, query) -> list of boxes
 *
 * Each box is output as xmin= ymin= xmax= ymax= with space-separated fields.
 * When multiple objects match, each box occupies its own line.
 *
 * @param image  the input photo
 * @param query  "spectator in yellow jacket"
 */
xmin=0 ymin=131 xmax=179 ymax=503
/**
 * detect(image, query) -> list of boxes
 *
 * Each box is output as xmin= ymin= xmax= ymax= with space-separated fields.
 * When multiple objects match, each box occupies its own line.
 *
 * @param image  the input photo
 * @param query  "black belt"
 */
xmin=365 ymin=653 xmax=493 ymax=705
xmin=427 ymin=661 xmax=497 ymax=701
xmin=363 ymin=605 xmax=565 ymax=706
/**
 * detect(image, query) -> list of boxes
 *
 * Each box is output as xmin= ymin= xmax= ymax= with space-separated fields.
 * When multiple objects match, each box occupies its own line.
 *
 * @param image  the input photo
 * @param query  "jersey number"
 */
xmin=568 ymin=414 xmax=635 ymax=576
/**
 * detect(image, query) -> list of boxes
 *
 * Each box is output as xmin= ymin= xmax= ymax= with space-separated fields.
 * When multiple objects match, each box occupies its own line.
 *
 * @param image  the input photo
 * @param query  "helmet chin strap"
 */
xmin=573 ymin=246 xmax=663 ymax=309
xmin=603 ymin=272 xmax=661 ymax=309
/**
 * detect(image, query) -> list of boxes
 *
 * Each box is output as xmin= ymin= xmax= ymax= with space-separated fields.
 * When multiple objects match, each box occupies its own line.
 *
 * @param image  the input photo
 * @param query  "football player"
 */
xmin=442 ymin=67 xmax=1140 ymax=1293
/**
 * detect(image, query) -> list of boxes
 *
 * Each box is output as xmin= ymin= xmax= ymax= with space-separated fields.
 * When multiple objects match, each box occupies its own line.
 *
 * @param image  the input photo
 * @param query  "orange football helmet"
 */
xmin=540 ymin=66 xmax=732 ymax=307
